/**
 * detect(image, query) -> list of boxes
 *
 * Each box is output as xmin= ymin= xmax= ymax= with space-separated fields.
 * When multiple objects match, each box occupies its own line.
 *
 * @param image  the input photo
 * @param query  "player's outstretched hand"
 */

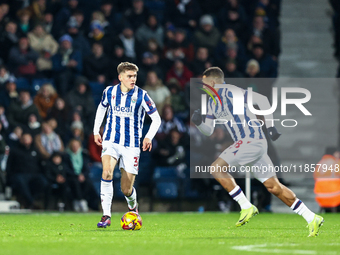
xmin=94 ymin=134 xmax=102 ymax=146
xmin=267 ymin=127 xmax=281 ymax=141
xmin=191 ymin=109 xmax=202 ymax=126
xmin=143 ymin=138 xmax=152 ymax=151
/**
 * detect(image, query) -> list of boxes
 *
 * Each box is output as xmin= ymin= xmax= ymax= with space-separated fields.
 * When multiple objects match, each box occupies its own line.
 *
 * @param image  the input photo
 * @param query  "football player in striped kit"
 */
xmin=94 ymin=62 xmax=161 ymax=228
xmin=192 ymin=67 xmax=324 ymax=237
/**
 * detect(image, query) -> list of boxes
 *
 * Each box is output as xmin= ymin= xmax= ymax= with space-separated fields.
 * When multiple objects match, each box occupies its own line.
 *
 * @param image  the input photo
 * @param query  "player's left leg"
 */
xmin=262 ymin=176 xmax=324 ymax=237
xmin=120 ymin=169 xmax=138 ymax=212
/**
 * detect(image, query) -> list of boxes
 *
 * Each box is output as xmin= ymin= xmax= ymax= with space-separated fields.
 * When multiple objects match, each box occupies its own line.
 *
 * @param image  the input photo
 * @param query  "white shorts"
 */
xmin=219 ymin=138 xmax=276 ymax=183
xmin=101 ymin=141 xmax=140 ymax=175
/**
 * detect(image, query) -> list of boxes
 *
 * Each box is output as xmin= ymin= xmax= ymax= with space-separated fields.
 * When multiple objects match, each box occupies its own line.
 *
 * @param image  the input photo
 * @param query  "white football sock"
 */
xmin=101 ymin=179 xmax=113 ymax=217
xmin=290 ymin=198 xmax=315 ymax=224
xmin=229 ymin=185 xmax=252 ymax=210
xmin=125 ymin=187 xmax=137 ymax=210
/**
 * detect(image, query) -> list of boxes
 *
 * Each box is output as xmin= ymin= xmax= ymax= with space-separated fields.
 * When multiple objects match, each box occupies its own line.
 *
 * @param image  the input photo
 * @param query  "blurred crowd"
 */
xmin=0 ymin=0 xmax=281 ymax=211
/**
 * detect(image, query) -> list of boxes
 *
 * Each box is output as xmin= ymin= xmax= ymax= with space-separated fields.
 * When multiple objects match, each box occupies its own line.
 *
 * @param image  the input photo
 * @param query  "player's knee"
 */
xmin=267 ymin=183 xmax=282 ymax=196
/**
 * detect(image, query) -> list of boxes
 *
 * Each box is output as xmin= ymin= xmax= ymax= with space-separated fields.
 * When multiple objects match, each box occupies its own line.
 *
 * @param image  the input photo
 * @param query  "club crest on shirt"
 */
xmin=132 ymin=97 xmax=137 ymax=103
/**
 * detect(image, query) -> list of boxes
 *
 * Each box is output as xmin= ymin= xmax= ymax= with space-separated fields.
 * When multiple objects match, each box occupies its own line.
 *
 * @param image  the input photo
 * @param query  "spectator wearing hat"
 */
xmin=64 ymin=76 xmax=95 ymax=137
xmin=0 ymin=21 xmax=23 ymax=64
xmin=250 ymin=43 xmax=278 ymax=78
xmin=245 ymin=59 xmax=261 ymax=78
xmin=193 ymin=15 xmax=221 ymax=55
xmin=135 ymin=14 xmax=164 ymax=49
xmin=87 ymin=20 xmax=113 ymax=57
xmin=164 ymin=0 xmax=202 ymax=30
xmin=8 ymin=37 xmax=39 ymax=78
xmin=16 ymin=8 xmax=33 ymax=35
xmin=28 ymin=23 xmax=59 ymax=78
xmin=70 ymin=120 xmax=85 ymax=147
xmin=123 ymin=0 xmax=150 ymax=31
xmin=0 ymin=76 xmax=19 ymax=109
xmin=83 ymin=42 xmax=111 ymax=85
xmin=52 ymin=34 xmax=82 ymax=96
xmin=66 ymin=16 xmax=91 ymax=58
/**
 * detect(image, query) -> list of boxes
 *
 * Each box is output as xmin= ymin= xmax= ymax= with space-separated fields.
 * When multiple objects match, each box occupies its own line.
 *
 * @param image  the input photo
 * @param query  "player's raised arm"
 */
xmin=93 ymin=89 xmax=109 ymax=146
xmin=141 ymin=92 xmax=161 ymax=151
xmin=251 ymin=91 xmax=281 ymax=141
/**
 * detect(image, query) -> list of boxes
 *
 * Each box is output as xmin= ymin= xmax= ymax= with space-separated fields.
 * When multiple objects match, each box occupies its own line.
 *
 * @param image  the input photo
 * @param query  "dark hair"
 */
xmin=202 ymin=67 xmax=224 ymax=81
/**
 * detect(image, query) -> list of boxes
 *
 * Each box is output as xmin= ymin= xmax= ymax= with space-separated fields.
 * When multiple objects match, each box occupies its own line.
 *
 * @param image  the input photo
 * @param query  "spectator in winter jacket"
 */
xmin=33 ymin=83 xmax=58 ymax=119
xmin=166 ymin=59 xmax=193 ymax=90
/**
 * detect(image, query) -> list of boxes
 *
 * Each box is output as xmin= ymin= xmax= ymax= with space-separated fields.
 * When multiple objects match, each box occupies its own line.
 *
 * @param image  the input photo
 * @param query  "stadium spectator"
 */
xmin=64 ymin=76 xmax=95 ymax=137
xmin=157 ymin=104 xmax=187 ymax=141
xmin=138 ymin=52 xmax=165 ymax=87
xmin=217 ymin=6 xmax=247 ymax=41
xmin=153 ymin=128 xmax=186 ymax=167
xmin=27 ymin=0 xmax=47 ymax=24
xmin=28 ymin=24 xmax=59 ymax=78
xmin=245 ymin=59 xmax=261 ymax=78
xmin=113 ymin=23 xmax=143 ymax=63
xmin=0 ymin=105 xmax=9 ymax=134
xmin=43 ymin=151 xmax=72 ymax=210
xmin=66 ymin=16 xmax=91 ymax=58
xmin=66 ymin=139 xmax=99 ymax=212
xmin=224 ymin=58 xmax=244 ymax=78
xmin=54 ymin=0 xmax=79 ymax=36
xmin=6 ymin=133 xmax=49 ymax=209
xmin=47 ymin=98 xmax=71 ymax=144
xmin=52 ymin=34 xmax=82 ymax=96
xmin=144 ymin=71 xmax=171 ymax=114
xmin=250 ymin=43 xmax=278 ymax=77
xmin=110 ymin=45 xmax=129 ymax=83
xmin=83 ymin=42 xmax=111 ymax=84
xmin=166 ymin=59 xmax=193 ymax=90
xmin=214 ymin=28 xmax=247 ymax=69
xmin=35 ymin=121 xmax=64 ymax=159
xmin=123 ymin=0 xmax=150 ymax=31
xmin=0 ymin=65 xmax=11 ymax=88
xmin=8 ymin=37 xmax=39 ymax=78
xmin=0 ymin=3 xmax=10 ymax=28
xmin=100 ymin=0 xmax=121 ymax=35
xmin=27 ymin=113 xmax=41 ymax=137
xmin=193 ymin=15 xmax=221 ymax=55
xmin=16 ymin=8 xmax=33 ymax=36
xmin=164 ymin=28 xmax=195 ymax=63
xmin=0 ymin=76 xmax=19 ymax=109
xmin=70 ymin=120 xmax=85 ymax=147
xmin=87 ymin=20 xmax=113 ymax=57
xmin=167 ymin=79 xmax=187 ymax=118
xmin=135 ymin=14 xmax=164 ymax=49
xmin=42 ymin=12 xmax=54 ymax=36
xmin=190 ymin=47 xmax=213 ymax=76
xmin=33 ymin=83 xmax=58 ymax=119
xmin=164 ymin=0 xmax=202 ymax=30
xmin=7 ymin=126 xmax=23 ymax=149
xmin=0 ymin=21 xmax=21 ymax=63
xmin=247 ymin=15 xmax=280 ymax=59
xmin=7 ymin=89 xmax=41 ymax=130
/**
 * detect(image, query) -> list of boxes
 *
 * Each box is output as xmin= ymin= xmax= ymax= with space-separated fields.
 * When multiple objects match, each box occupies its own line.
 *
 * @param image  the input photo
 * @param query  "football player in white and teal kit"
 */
xmin=93 ymin=62 xmax=161 ymax=228
xmin=192 ymin=67 xmax=324 ymax=237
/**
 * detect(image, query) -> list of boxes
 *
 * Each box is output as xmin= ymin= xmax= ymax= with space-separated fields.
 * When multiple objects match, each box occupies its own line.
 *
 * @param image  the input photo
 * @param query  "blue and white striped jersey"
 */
xmin=206 ymin=85 xmax=265 ymax=142
xmin=99 ymin=83 xmax=157 ymax=148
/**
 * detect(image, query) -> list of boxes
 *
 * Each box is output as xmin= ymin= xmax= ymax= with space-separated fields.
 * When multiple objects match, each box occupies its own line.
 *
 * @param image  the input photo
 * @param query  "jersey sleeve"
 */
xmin=100 ymin=87 xmax=109 ymax=107
xmin=141 ymin=92 xmax=157 ymax=115
xmin=206 ymin=98 xmax=215 ymax=120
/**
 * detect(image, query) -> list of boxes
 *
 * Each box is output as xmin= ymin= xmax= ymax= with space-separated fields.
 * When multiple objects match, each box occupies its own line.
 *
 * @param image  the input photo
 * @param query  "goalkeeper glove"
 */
xmin=191 ymin=109 xmax=202 ymax=126
xmin=267 ymin=126 xmax=281 ymax=141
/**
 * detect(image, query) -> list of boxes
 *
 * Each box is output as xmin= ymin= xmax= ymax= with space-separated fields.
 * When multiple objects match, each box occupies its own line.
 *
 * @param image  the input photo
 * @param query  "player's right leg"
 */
xmin=210 ymin=157 xmax=258 ymax=227
xmin=97 ymin=154 xmax=117 ymax=228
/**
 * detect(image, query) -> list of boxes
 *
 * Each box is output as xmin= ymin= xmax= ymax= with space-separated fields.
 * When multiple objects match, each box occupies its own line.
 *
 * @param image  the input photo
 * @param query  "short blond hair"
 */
xmin=117 ymin=62 xmax=139 ymax=74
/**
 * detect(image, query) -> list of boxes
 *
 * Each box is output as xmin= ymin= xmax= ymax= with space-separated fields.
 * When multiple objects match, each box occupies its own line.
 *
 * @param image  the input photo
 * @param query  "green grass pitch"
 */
xmin=0 ymin=212 xmax=339 ymax=255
